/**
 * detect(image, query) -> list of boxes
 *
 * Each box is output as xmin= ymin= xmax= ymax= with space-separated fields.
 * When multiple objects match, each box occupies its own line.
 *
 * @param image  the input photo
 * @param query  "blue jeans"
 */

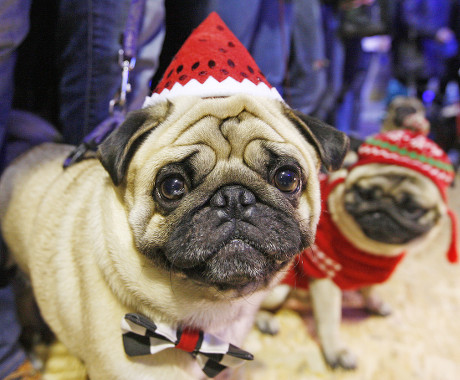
xmin=283 ymin=0 xmax=327 ymax=114
xmin=207 ymin=0 xmax=293 ymax=95
xmin=0 ymin=0 xmax=31 ymax=171
xmin=57 ymin=0 xmax=164 ymax=145
xmin=314 ymin=4 xmax=345 ymax=124
xmin=0 ymin=285 xmax=27 ymax=379
xmin=57 ymin=0 xmax=130 ymax=144
xmin=337 ymin=37 xmax=372 ymax=135
xmin=0 ymin=0 xmax=31 ymax=377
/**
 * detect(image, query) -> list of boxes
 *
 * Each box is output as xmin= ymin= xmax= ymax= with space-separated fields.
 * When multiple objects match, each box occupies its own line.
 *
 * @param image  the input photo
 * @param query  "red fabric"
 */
xmin=176 ymin=328 xmax=200 ymax=352
xmin=353 ymin=157 xmax=450 ymax=202
xmin=354 ymin=130 xmax=455 ymax=201
xmin=282 ymin=176 xmax=405 ymax=291
xmin=447 ymin=209 xmax=459 ymax=263
xmin=154 ymin=12 xmax=272 ymax=94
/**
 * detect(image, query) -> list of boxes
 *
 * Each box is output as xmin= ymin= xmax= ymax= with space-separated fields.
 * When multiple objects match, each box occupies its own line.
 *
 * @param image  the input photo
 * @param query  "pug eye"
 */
xmin=399 ymin=194 xmax=426 ymax=218
xmin=159 ymin=175 xmax=187 ymax=200
xmin=274 ymin=167 xmax=300 ymax=193
xmin=356 ymin=186 xmax=381 ymax=201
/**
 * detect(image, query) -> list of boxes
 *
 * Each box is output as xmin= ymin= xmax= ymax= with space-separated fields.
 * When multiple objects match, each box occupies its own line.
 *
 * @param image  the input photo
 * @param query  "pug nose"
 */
xmin=210 ymin=185 xmax=256 ymax=218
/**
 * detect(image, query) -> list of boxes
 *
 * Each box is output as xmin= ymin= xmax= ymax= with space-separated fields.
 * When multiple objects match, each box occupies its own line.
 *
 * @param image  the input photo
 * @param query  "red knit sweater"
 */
xmin=282 ymin=176 xmax=405 ymax=291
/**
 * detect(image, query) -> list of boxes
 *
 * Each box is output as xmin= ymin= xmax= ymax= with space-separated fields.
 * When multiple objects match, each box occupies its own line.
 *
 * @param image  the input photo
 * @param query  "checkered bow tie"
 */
xmin=121 ymin=313 xmax=253 ymax=378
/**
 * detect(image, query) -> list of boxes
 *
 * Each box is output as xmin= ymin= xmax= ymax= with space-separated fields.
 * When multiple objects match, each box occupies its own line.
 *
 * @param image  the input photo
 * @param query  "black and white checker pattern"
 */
xmin=121 ymin=313 xmax=253 ymax=378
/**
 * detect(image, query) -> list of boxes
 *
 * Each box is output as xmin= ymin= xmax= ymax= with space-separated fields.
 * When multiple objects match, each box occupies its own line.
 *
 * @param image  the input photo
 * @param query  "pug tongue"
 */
xmin=144 ymin=12 xmax=283 ymax=107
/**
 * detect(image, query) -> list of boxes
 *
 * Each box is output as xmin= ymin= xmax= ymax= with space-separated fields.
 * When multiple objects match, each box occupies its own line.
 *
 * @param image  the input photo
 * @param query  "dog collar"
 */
xmin=121 ymin=313 xmax=253 ymax=378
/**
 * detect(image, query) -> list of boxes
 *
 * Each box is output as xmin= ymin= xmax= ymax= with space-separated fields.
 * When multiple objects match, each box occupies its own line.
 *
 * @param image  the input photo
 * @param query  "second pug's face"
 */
xmin=342 ymin=164 xmax=443 ymax=246
xmin=107 ymin=96 xmax=337 ymax=292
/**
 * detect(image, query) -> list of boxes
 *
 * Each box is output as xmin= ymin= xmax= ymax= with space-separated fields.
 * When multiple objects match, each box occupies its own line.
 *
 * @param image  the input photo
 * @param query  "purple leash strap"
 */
xmin=123 ymin=0 xmax=146 ymax=62
xmin=64 ymin=0 xmax=146 ymax=168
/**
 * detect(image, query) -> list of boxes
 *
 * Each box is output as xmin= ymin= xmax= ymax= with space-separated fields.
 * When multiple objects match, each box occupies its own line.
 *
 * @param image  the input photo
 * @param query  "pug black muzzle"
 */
xmin=344 ymin=183 xmax=439 ymax=245
xmin=158 ymin=184 xmax=304 ymax=291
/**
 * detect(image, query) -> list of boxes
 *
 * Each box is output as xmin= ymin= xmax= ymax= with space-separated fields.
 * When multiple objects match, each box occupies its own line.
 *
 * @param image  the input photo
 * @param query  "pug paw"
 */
xmin=324 ymin=348 xmax=357 ymax=370
xmin=255 ymin=310 xmax=280 ymax=335
xmin=364 ymin=296 xmax=392 ymax=317
xmin=361 ymin=287 xmax=392 ymax=317
xmin=366 ymin=301 xmax=392 ymax=317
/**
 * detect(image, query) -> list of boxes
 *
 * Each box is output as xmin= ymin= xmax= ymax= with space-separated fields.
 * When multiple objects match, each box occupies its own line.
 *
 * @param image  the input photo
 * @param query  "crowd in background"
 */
xmin=2 ymin=0 xmax=460 ymax=163
xmin=0 ymin=0 xmax=459 ymax=378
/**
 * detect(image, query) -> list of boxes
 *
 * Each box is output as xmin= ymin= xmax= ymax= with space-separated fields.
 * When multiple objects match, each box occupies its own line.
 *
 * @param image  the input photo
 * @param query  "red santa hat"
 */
xmin=352 ymin=130 xmax=458 ymax=263
xmin=143 ymin=12 xmax=283 ymax=108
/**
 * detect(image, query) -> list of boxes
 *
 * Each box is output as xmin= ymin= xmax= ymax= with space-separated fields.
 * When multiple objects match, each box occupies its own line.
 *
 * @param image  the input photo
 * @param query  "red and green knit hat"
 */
xmin=356 ymin=130 xmax=454 ymax=199
xmin=143 ymin=12 xmax=283 ymax=108
xmin=353 ymin=130 xmax=458 ymax=263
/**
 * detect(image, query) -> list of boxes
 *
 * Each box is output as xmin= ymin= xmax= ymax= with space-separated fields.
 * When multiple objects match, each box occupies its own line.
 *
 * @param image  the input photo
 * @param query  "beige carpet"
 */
xmin=38 ymin=181 xmax=460 ymax=380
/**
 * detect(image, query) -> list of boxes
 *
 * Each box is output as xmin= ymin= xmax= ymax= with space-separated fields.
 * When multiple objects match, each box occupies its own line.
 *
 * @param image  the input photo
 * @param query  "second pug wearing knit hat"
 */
xmin=263 ymin=129 xmax=458 ymax=370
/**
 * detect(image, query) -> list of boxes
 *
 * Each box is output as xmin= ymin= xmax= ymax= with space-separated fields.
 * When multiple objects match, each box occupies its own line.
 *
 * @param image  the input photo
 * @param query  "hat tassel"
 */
xmin=447 ymin=209 xmax=458 ymax=263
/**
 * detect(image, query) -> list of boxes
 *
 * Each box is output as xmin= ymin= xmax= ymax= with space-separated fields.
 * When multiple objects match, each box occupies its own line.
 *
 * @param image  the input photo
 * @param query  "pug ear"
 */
xmin=286 ymin=108 xmax=350 ymax=171
xmin=97 ymin=103 xmax=170 ymax=185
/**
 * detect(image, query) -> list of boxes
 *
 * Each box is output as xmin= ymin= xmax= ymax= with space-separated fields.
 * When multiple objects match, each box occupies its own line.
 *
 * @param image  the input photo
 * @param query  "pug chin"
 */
xmin=183 ymin=240 xmax=281 ymax=292
xmin=348 ymin=211 xmax=431 ymax=245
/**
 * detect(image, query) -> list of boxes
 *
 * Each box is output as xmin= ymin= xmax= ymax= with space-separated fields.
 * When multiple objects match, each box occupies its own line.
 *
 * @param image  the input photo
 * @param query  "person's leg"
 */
xmin=249 ymin=0 xmax=294 ymax=93
xmin=57 ymin=0 xmax=131 ymax=145
xmin=0 ymin=285 xmax=28 ymax=379
xmin=0 ymin=0 xmax=31 ymax=171
xmin=314 ymin=4 xmax=344 ymax=124
xmin=0 ymin=1 xmax=32 ymax=376
xmin=206 ymin=0 xmax=262 ymax=47
xmin=127 ymin=0 xmax=165 ymax=111
xmin=347 ymin=45 xmax=372 ymax=135
xmin=283 ymin=0 xmax=327 ymax=114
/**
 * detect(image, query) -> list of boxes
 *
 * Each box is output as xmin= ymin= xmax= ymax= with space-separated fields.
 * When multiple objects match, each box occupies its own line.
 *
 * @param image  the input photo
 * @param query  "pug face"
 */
xmin=381 ymin=96 xmax=429 ymax=135
xmin=331 ymin=164 xmax=444 ymax=252
xmin=98 ymin=95 xmax=348 ymax=292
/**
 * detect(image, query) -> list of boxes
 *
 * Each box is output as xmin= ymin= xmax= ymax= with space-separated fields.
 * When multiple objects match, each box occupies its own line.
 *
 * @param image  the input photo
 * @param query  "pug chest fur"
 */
xmin=0 ymin=95 xmax=348 ymax=379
